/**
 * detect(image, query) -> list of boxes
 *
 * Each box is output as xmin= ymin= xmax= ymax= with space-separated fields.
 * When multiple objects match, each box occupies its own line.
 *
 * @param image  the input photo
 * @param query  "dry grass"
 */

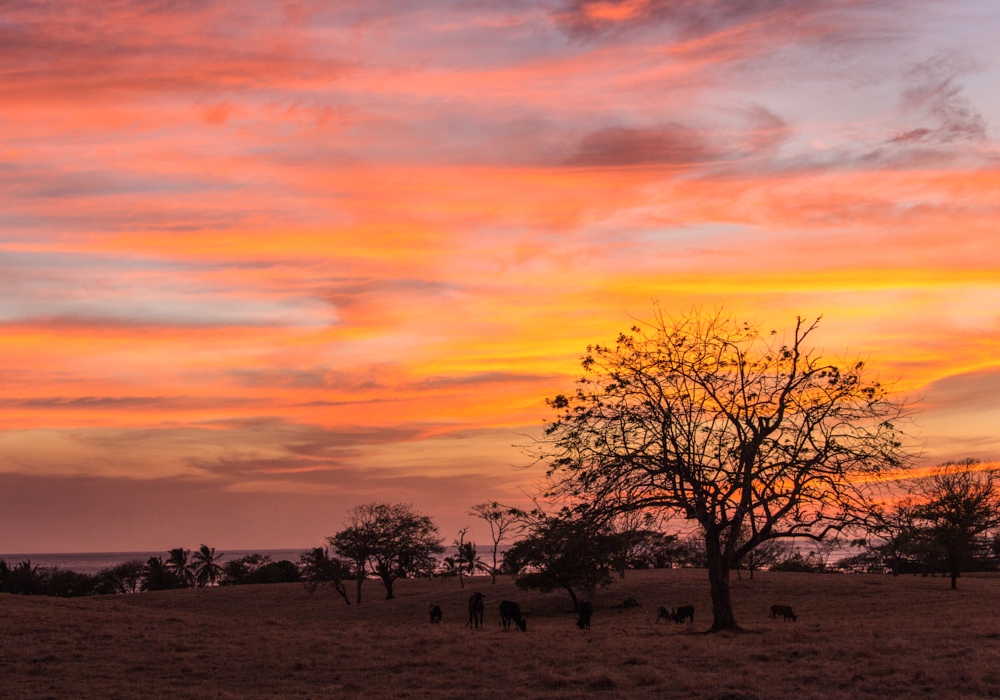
xmin=2 ymin=569 xmax=999 ymax=699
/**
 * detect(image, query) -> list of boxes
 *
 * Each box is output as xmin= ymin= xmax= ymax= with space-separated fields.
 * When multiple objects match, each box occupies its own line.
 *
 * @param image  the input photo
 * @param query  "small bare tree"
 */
xmin=469 ymin=502 xmax=526 ymax=583
xmin=534 ymin=310 xmax=914 ymax=631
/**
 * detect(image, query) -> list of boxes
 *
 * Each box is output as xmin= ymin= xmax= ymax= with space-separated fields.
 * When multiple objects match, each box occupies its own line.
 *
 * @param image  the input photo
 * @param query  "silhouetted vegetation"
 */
xmin=608 ymin=512 xmax=683 ymax=576
xmin=330 ymin=502 xmax=443 ymax=601
xmin=469 ymin=502 xmax=527 ymax=583
xmin=100 ymin=559 xmax=146 ymax=594
xmin=532 ymin=310 xmax=915 ymax=630
xmin=192 ymin=545 xmax=223 ymax=587
xmin=0 ymin=560 xmax=114 ymax=597
xmin=0 ymin=546 xmax=313 ymax=598
xmin=444 ymin=527 xmax=485 ymax=588
xmin=141 ymin=557 xmax=185 ymax=591
xmin=770 ymin=552 xmax=829 ymax=573
xmin=165 ymin=548 xmax=195 ymax=587
xmin=219 ymin=554 xmax=301 ymax=586
xmin=848 ymin=459 xmax=1000 ymax=584
xmin=736 ymin=536 xmax=792 ymax=579
xmin=299 ymin=546 xmax=352 ymax=604
xmin=913 ymin=459 xmax=1000 ymax=589
xmin=504 ymin=512 xmax=615 ymax=611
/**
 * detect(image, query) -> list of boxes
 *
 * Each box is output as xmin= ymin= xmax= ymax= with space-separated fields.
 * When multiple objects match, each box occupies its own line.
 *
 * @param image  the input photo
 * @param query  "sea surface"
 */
xmin=0 ymin=541 xmax=856 ymax=575
xmin=0 ymin=546 xmax=487 ymax=575
xmin=0 ymin=550 xmax=311 ymax=575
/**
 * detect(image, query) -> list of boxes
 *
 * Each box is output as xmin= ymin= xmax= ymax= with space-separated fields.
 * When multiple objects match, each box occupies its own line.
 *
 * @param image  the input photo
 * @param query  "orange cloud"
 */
xmin=0 ymin=0 xmax=998 ymax=550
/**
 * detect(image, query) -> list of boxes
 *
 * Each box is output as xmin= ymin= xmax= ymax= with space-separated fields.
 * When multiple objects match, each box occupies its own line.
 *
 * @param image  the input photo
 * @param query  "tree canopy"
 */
xmin=505 ymin=512 xmax=615 ymax=611
xmin=330 ymin=502 xmax=443 ymax=601
xmin=534 ymin=310 xmax=913 ymax=630
xmin=912 ymin=460 xmax=1000 ymax=589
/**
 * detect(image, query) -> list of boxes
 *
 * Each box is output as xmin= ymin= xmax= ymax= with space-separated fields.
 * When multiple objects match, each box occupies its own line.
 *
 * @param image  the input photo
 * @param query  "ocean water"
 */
xmin=0 ymin=550 xmax=310 ymax=575
xmin=0 ymin=542 xmax=858 ymax=576
xmin=0 ymin=546 xmax=483 ymax=575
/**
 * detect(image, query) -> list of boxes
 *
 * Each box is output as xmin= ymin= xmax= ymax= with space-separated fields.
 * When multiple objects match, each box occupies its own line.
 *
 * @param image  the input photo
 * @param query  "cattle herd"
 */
xmin=428 ymin=593 xmax=798 ymax=630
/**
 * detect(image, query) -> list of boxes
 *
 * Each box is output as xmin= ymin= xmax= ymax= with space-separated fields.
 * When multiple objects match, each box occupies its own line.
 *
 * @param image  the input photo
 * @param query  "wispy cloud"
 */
xmin=0 ymin=0 xmax=998 ymax=548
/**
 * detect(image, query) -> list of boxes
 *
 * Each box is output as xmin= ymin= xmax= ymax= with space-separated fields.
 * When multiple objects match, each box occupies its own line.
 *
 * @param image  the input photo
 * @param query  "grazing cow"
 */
xmin=770 ymin=604 xmax=797 ymax=622
xmin=429 ymin=604 xmax=442 ymax=624
xmin=576 ymin=600 xmax=594 ymax=630
xmin=467 ymin=592 xmax=485 ymax=629
xmin=499 ymin=600 xmax=527 ymax=632
xmin=673 ymin=605 xmax=694 ymax=624
xmin=655 ymin=606 xmax=674 ymax=624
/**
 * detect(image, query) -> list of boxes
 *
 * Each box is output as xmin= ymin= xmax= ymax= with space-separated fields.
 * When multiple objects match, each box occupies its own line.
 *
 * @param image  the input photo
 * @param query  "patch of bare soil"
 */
xmin=1 ymin=569 xmax=998 ymax=699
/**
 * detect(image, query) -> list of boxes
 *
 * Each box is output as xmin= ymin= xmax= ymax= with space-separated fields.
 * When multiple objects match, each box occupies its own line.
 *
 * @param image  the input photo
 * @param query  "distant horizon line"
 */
xmin=0 ymin=547 xmax=316 ymax=558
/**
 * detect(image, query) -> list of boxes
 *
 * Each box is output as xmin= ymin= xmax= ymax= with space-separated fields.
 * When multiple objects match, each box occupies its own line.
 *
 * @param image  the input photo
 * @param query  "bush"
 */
xmin=770 ymin=552 xmax=826 ymax=573
xmin=220 ymin=555 xmax=300 ymax=585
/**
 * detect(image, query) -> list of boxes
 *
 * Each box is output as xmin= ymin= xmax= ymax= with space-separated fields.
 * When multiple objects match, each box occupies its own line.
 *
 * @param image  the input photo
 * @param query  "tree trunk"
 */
xmin=564 ymin=585 xmax=579 ymax=612
xmin=706 ymin=534 xmax=739 ymax=631
xmin=491 ymin=547 xmax=498 ymax=584
xmin=355 ymin=574 xmax=363 ymax=604
xmin=458 ymin=571 xmax=464 ymax=588
xmin=383 ymin=576 xmax=395 ymax=599
xmin=335 ymin=581 xmax=351 ymax=605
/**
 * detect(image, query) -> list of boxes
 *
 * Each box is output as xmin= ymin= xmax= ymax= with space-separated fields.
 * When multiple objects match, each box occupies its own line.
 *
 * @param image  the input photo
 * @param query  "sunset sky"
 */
xmin=2 ymin=0 xmax=999 ymax=552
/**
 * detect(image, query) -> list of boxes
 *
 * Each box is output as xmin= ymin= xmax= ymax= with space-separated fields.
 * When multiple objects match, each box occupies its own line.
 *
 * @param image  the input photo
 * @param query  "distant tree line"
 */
xmin=3 ymin=462 xmax=996 ymax=604
xmin=0 ymin=544 xmax=309 ymax=598
xmin=839 ymin=459 xmax=1000 ymax=586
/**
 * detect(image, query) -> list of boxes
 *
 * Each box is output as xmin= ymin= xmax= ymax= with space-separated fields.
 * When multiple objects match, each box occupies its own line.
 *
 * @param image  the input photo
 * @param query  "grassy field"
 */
xmin=1 ymin=568 xmax=999 ymax=699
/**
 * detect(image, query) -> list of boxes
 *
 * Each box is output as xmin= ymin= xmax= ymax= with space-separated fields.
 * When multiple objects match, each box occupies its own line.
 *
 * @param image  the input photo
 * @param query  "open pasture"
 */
xmin=1 ymin=569 xmax=998 ymax=699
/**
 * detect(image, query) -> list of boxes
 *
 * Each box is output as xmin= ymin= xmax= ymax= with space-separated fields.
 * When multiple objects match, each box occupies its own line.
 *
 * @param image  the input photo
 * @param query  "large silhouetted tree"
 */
xmin=534 ymin=310 xmax=913 ymax=631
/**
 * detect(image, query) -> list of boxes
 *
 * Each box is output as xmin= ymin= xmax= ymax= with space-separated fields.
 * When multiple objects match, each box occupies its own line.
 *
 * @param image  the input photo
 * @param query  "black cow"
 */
xmin=770 ymin=604 xmax=797 ymax=622
xmin=576 ymin=600 xmax=594 ymax=630
xmin=499 ymin=600 xmax=527 ymax=632
xmin=429 ymin=604 xmax=442 ymax=624
xmin=673 ymin=605 xmax=694 ymax=624
xmin=467 ymin=592 xmax=485 ymax=629
xmin=655 ymin=606 xmax=673 ymax=624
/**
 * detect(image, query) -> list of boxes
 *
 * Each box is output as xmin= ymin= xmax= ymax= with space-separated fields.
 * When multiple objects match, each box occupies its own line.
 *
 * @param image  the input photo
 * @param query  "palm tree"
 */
xmin=141 ymin=556 xmax=180 ymax=591
xmin=191 ymin=545 xmax=223 ymax=587
xmin=456 ymin=541 xmax=484 ymax=581
xmin=165 ymin=548 xmax=194 ymax=587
